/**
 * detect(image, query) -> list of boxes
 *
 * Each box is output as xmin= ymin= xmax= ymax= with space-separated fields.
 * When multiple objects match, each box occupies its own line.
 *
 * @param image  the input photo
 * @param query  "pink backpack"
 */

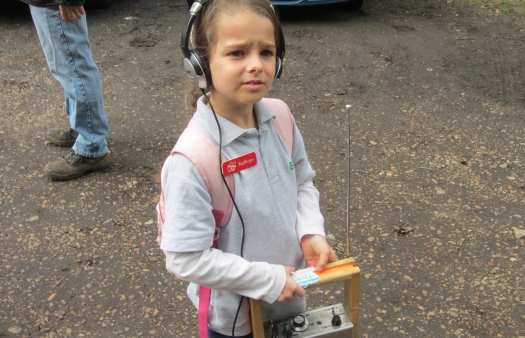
xmin=156 ymin=98 xmax=294 ymax=338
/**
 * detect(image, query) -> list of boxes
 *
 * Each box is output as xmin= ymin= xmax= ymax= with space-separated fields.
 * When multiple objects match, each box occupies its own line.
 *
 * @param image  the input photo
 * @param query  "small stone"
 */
xmin=512 ymin=227 xmax=525 ymax=239
xmin=436 ymin=189 xmax=446 ymax=195
xmin=369 ymin=141 xmax=377 ymax=146
xmin=367 ymin=237 xmax=375 ymax=242
xmin=8 ymin=326 xmax=22 ymax=334
xmin=26 ymin=215 xmax=39 ymax=222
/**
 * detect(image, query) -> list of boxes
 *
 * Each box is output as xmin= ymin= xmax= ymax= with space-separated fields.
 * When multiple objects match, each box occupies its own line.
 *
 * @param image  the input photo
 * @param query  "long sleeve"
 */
xmin=289 ymin=120 xmax=326 ymax=241
xmin=165 ymin=249 xmax=286 ymax=304
xmin=296 ymin=180 xmax=326 ymax=241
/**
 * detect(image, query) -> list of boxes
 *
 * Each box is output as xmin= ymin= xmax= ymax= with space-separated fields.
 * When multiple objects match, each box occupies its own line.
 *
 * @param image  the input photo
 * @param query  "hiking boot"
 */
xmin=46 ymin=127 xmax=78 ymax=147
xmin=44 ymin=149 xmax=111 ymax=181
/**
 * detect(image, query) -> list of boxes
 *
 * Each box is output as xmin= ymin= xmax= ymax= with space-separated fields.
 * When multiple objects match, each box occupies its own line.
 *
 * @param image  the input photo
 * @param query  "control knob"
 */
xmin=290 ymin=315 xmax=309 ymax=332
xmin=331 ymin=309 xmax=342 ymax=327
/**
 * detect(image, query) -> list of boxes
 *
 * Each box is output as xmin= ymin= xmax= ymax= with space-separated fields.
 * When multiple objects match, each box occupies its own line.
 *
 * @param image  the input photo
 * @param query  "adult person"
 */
xmin=21 ymin=0 xmax=110 ymax=181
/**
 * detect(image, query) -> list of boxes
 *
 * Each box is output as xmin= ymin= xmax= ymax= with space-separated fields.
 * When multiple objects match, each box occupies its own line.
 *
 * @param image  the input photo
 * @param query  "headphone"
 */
xmin=181 ymin=0 xmax=286 ymax=89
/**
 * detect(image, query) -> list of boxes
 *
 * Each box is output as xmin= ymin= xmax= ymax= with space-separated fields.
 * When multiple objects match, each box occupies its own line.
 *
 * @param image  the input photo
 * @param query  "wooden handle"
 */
xmin=315 ymin=257 xmax=357 ymax=286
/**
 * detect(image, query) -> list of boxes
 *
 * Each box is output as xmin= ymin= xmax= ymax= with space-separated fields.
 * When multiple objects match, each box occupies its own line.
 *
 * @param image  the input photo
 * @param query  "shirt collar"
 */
xmin=194 ymin=97 xmax=276 ymax=147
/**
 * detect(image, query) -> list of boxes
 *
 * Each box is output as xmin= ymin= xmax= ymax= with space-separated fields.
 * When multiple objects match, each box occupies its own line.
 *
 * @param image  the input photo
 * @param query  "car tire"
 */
xmin=344 ymin=0 xmax=363 ymax=10
xmin=84 ymin=0 xmax=114 ymax=10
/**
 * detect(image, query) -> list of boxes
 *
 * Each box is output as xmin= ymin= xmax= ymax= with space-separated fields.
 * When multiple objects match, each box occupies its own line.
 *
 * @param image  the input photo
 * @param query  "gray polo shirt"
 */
xmin=160 ymin=97 xmax=325 ymax=335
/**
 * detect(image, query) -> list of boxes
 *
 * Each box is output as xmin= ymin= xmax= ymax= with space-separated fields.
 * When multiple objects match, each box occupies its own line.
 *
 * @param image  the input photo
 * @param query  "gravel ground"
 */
xmin=1 ymin=0 xmax=524 ymax=337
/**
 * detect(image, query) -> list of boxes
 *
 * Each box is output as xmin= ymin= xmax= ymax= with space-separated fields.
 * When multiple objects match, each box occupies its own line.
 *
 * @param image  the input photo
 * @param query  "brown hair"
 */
xmin=185 ymin=0 xmax=282 ymax=113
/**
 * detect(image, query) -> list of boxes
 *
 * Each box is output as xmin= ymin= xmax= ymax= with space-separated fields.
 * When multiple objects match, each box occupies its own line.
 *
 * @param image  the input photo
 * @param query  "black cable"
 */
xmin=201 ymin=90 xmax=246 ymax=337
xmin=232 ymin=295 xmax=245 ymax=337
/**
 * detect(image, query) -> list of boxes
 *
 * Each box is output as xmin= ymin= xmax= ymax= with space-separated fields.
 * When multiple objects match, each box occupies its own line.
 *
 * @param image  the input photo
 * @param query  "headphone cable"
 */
xmin=201 ymin=90 xmax=246 ymax=337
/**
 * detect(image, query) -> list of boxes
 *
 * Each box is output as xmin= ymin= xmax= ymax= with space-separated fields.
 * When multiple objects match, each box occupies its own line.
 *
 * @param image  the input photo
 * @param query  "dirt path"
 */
xmin=1 ymin=0 xmax=524 ymax=337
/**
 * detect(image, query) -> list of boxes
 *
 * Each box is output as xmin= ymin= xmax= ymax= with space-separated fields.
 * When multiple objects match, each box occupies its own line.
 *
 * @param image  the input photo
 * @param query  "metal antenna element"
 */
xmin=346 ymin=104 xmax=352 ymax=259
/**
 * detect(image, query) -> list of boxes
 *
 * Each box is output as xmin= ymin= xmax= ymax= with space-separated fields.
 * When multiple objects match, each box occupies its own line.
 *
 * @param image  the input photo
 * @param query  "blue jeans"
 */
xmin=29 ymin=5 xmax=109 ymax=158
xmin=208 ymin=327 xmax=253 ymax=338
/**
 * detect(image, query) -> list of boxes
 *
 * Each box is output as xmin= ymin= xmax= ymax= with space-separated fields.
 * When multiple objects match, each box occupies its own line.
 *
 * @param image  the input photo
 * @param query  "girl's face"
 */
xmin=208 ymin=11 xmax=277 ymax=111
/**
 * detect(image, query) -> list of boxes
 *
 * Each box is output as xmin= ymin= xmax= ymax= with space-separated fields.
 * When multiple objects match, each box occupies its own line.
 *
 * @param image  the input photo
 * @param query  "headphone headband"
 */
xmin=181 ymin=0 xmax=205 ymax=58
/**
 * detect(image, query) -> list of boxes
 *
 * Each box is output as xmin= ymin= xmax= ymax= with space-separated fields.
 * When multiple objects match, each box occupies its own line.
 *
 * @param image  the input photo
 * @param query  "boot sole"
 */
xmin=45 ymin=134 xmax=77 ymax=147
xmin=45 ymin=154 xmax=111 ymax=181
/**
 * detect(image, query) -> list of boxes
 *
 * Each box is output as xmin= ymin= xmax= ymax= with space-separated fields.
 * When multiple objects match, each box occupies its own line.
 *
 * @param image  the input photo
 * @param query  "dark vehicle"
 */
xmin=271 ymin=0 xmax=363 ymax=10
xmin=185 ymin=0 xmax=363 ymax=10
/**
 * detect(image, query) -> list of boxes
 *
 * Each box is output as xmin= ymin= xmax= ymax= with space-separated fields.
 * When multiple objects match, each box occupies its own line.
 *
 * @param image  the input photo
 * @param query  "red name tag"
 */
xmin=222 ymin=152 xmax=257 ymax=176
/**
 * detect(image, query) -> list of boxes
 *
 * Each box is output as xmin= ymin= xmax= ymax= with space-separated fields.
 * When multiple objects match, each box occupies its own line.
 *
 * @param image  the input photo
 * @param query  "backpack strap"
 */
xmin=156 ymin=129 xmax=234 ymax=247
xmin=198 ymin=286 xmax=212 ymax=338
xmin=172 ymin=129 xmax=235 ymax=228
xmin=262 ymin=98 xmax=294 ymax=156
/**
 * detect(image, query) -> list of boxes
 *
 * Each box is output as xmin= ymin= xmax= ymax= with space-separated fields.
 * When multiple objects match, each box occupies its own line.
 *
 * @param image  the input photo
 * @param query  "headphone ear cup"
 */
xmin=275 ymin=56 xmax=283 ymax=79
xmin=183 ymin=50 xmax=211 ymax=89
xmin=194 ymin=50 xmax=211 ymax=87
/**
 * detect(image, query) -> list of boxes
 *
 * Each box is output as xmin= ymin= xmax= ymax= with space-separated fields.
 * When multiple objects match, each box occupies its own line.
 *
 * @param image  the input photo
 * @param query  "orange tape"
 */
xmin=316 ymin=262 xmax=355 ymax=277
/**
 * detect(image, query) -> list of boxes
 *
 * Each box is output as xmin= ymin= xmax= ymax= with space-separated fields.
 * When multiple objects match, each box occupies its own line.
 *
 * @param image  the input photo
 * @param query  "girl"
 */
xmin=159 ymin=0 xmax=337 ymax=337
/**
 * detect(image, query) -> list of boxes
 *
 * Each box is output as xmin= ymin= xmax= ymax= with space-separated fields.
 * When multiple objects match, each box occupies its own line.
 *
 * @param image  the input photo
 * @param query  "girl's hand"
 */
xmin=300 ymin=234 xmax=338 ymax=272
xmin=59 ymin=5 xmax=85 ymax=23
xmin=275 ymin=266 xmax=305 ymax=302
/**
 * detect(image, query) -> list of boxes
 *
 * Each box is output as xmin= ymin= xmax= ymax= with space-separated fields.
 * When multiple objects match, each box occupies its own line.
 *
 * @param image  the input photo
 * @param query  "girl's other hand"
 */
xmin=300 ymin=234 xmax=338 ymax=272
xmin=275 ymin=266 xmax=305 ymax=302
